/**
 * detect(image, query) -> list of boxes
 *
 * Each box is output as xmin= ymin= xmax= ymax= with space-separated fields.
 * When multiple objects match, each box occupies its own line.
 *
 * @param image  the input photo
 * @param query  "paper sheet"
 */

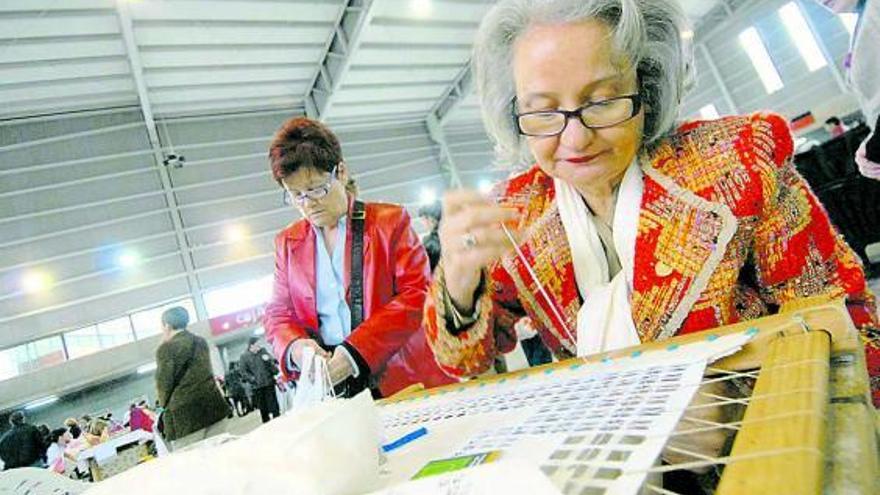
xmin=379 ymin=328 xmax=758 ymax=495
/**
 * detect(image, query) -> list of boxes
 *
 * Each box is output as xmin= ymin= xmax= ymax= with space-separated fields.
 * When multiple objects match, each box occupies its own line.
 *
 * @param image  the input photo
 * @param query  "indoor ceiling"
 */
xmin=0 ymin=0 xmax=723 ymax=123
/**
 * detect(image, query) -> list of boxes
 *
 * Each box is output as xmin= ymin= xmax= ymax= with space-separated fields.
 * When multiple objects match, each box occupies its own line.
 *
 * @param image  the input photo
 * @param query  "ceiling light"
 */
xmin=478 ymin=179 xmax=494 ymax=194
xmin=419 ymin=187 xmax=438 ymax=205
xmin=738 ymin=27 xmax=784 ymax=94
xmin=117 ymin=251 xmax=141 ymax=268
xmin=779 ymin=2 xmax=827 ymax=72
xmin=225 ymin=224 xmax=248 ymax=243
xmin=21 ymin=271 xmax=52 ymax=294
xmin=699 ymin=104 xmax=720 ymax=119
xmin=680 ymin=30 xmax=694 ymax=40
xmin=411 ymin=0 xmax=432 ymax=18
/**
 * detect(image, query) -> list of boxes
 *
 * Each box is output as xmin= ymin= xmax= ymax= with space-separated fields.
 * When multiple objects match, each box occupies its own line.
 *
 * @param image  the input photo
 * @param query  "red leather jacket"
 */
xmin=264 ymin=200 xmax=455 ymax=397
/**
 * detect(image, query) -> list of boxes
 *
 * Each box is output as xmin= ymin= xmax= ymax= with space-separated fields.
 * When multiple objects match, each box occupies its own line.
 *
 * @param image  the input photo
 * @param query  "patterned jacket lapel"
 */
xmin=497 ymin=175 xmax=580 ymax=356
xmin=631 ymin=152 xmax=739 ymax=342
xmin=498 ymin=147 xmax=738 ymax=353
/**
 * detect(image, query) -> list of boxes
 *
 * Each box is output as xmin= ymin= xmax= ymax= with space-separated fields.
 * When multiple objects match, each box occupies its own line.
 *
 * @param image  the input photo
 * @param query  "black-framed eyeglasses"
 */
xmin=283 ymin=166 xmax=337 ymax=206
xmin=514 ymin=94 xmax=642 ymax=137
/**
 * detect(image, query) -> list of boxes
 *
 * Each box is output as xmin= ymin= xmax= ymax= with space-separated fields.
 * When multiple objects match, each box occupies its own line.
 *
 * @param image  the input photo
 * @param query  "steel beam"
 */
xmin=303 ymin=0 xmax=376 ymax=119
xmin=115 ymin=0 xmax=208 ymax=320
xmin=427 ymin=63 xmax=474 ymax=125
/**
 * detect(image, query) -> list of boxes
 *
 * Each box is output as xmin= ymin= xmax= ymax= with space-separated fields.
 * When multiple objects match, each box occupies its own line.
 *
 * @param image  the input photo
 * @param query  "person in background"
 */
xmin=155 ymin=306 xmax=230 ymax=451
xmin=63 ymin=418 xmax=81 ymax=441
xmin=84 ymin=419 xmax=110 ymax=447
xmin=63 ymin=418 xmax=86 ymax=459
xmin=36 ymin=424 xmax=51 ymax=455
xmin=129 ymin=401 xmax=154 ymax=433
xmin=418 ymin=202 xmax=443 ymax=272
xmin=0 ymin=411 xmax=45 ymax=470
xmin=239 ymin=337 xmax=281 ymax=423
xmin=824 ymin=116 xmax=847 ymax=138
xmin=78 ymin=415 xmax=91 ymax=433
xmin=224 ymin=361 xmax=251 ymax=416
xmin=263 ymin=117 xmax=456 ymax=399
xmin=45 ymin=428 xmax=74 ymax=474
xmin=104 ymin=413 xmax=124 ymax=435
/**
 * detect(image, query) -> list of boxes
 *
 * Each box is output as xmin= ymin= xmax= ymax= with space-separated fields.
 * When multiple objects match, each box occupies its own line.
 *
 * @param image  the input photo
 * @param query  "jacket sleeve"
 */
xmin=749 ymin=113 xmax=880 ymax=406
xmin=344 ymin=209 xmax=431 ymax=374
xmin=155 ymin=343 xmax=175 ymax=408
xmin=263 ymin=232 xmax=311 ymax=379
xmin=424 ymin=257 xmax=524 ymax=378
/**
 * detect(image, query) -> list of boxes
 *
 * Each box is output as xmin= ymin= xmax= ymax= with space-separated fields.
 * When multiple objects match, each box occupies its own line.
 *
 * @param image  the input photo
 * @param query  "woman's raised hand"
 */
xmin=439 ymin=190 xmax=519 ymax=313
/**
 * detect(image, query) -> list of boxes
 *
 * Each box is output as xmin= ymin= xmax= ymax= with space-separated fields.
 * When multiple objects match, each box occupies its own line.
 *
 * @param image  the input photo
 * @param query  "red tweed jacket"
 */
xmin=425 ymin=113 xmax=880 ymax=405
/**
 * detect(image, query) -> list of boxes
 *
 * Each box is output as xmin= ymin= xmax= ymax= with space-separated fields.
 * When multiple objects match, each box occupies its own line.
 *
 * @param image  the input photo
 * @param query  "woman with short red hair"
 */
xmin=264 ymin=117 xmax=454 ymax=398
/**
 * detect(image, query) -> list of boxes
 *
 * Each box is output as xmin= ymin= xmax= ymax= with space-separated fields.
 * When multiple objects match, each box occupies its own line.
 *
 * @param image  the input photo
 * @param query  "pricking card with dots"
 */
xmin=380 ymin=355 xmax=708 ymax=495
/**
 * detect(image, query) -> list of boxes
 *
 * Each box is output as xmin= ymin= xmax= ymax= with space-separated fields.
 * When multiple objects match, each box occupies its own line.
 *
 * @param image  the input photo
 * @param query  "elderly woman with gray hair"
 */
xmin=425 ymin=0 xmax=880 ymax=409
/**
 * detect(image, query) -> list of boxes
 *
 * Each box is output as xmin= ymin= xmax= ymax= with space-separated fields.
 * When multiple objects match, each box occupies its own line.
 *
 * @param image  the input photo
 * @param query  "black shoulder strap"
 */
xmin=350 ymin=200 xmax=366 ymax=330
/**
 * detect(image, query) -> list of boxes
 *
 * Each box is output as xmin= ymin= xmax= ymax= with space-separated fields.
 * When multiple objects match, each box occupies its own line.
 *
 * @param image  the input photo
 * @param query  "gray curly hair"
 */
xmin=473 ymin=0 xmax=694 ymax=166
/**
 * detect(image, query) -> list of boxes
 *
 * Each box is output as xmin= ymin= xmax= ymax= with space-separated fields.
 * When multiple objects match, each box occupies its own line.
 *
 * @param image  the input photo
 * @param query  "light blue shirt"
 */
xmin=314 ymin=215 xmax=352 ymax=346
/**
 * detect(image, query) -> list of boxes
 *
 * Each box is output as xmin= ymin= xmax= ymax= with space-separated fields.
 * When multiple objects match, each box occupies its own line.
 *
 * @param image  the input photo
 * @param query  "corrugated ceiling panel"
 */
xmin=0 ymin=3 xmax=137 ymax=119
xmin=0 ymin=110 xmax=190 ymax=349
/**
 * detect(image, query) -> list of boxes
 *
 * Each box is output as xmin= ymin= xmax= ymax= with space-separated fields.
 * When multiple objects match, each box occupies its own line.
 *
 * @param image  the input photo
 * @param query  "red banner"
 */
xmin=790 ymin=111 xmax=815 ymax=132
xmin=209 ymin=304 xmax=267 ymax=336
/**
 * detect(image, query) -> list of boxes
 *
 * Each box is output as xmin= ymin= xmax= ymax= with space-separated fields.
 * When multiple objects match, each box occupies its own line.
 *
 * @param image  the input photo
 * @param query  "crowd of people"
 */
xmin=0 ymin=403 xmax=157 ymax=475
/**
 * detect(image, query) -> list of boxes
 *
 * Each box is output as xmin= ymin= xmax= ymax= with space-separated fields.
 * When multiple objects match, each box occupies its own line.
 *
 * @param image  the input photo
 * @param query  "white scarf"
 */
xmin=554 ymin=161 xmax=643 ymax=357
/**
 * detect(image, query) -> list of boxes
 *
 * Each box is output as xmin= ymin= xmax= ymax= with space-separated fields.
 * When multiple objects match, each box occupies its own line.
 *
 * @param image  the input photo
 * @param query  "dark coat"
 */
xmin=0 ymin=423 xmax=44 ymax=469
xmin=155 ymin=331 xmax=229 ymax=441
xmin=422 ymin=229 xmax=441 ymax=272
xmin=238 ymin=348 xmax=278 ymax=389
xmin=225 ymin=368 xmax=246 ymax=398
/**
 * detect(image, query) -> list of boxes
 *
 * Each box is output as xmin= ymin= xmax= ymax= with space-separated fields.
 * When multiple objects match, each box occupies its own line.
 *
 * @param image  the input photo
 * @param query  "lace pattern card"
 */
xmin=381 ymin=357 xmax=707 ymax=494
xmin=379 ymin=330 xmax=757 ymax=494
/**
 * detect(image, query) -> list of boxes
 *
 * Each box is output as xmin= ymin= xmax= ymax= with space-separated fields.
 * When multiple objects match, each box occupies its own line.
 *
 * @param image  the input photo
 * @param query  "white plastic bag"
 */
xmin=291 ymin=345 xmax=336 ymax=410
xmin=84 ymin=391 xmax=380 ymax=495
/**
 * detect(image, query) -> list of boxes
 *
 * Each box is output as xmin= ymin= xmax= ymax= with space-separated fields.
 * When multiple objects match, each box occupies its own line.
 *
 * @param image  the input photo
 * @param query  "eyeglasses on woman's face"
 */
xmin=284 ymin=166 xmax=337 ymax=206
xmin=515 ymin=94 xmax=642 ymax=137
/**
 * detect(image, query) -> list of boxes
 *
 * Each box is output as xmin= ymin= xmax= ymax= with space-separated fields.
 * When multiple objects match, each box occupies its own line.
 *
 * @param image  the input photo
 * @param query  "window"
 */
xmin=132 ymin=298 xmax=199 ymax=338
xmin=699 ymin=104 xmax=720 ymax=119
xmin=65 ymin=317 xmax=134 ymax=359
xmin=203 ymin=276 xmax=272 ymax=317
xmin=0 ymin=348 xmax=18 ymax=382
xmin=739 ymin=27 xmax=784 ymax=94
xmin=839 ymin=13 xmax=858 ymax=38
xmin=0 ymin=336 xmax=66 ymax=380
xmin=65 ymin=326 xmax=101 ymax=359
xmin=779 ymin=3 xmax=828 ymax=72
